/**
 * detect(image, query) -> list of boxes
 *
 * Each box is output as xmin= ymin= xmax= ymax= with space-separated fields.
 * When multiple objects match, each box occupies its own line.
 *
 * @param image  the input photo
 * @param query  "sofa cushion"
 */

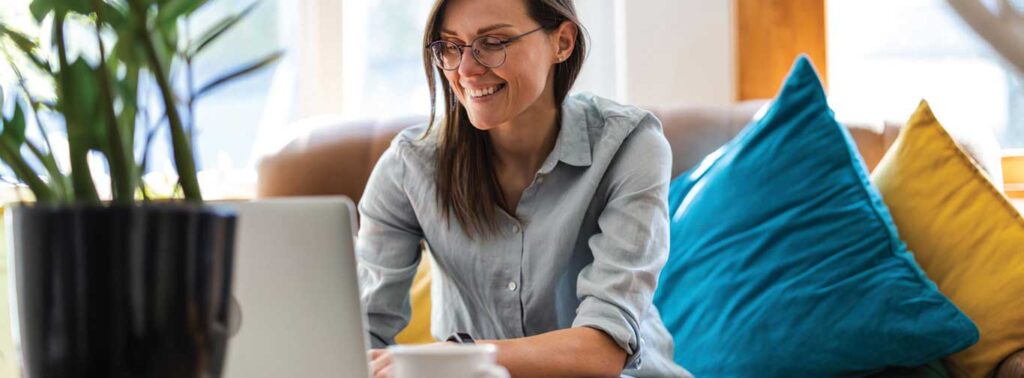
xmin=652 ymin=56 xmax=978 ymax=377
xmin=871 ymin=101 xmax=1024 ymax=378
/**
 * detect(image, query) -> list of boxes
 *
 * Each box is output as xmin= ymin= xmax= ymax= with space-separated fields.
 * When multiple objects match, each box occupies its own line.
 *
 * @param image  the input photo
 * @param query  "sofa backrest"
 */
xmin=256 ymin=102 xmax=902 ymax=203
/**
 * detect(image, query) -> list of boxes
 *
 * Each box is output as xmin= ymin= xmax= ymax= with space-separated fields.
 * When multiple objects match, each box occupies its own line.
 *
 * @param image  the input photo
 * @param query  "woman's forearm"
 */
xmin=480 ymin=327 xmax=627 ymax=378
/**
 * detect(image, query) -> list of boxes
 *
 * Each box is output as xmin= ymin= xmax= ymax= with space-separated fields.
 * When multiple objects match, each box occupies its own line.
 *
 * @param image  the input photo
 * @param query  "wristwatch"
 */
xmin=445 ymin=332 xmax=475 ymax=344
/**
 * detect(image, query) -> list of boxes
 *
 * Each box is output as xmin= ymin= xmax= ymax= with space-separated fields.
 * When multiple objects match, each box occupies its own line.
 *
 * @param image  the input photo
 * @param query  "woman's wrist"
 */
xmin=445 ymin=332 xmax=476 ymax=344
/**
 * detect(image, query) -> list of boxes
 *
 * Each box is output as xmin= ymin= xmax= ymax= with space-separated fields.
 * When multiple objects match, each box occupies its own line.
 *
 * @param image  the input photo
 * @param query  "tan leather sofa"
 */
xmin=256 ymin=101 xmax=1024 ymax=374
xmin=255 ymin=100 xmax=907 ymax=342
xmin=256 ymin=101 xmax=902 ymax=201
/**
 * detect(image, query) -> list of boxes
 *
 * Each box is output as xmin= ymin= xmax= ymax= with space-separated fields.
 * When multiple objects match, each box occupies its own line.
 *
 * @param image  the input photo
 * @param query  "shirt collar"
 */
xmin=552 ymin=95 xmax=593 ymax=168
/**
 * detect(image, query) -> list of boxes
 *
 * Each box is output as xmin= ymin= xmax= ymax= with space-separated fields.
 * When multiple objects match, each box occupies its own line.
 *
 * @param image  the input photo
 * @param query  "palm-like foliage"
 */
xmin=0 ymin=0 xmax=282 ymax=203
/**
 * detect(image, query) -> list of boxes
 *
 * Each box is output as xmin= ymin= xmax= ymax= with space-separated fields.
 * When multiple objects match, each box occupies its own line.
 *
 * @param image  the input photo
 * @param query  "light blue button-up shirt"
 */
xmin=356 ymin=93 xmax=691 ymax=377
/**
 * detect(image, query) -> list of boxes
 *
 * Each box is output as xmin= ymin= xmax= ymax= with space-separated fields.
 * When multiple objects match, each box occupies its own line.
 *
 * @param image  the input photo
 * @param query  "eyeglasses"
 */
xmin=427 ymin=26 xmax=545 ymax=71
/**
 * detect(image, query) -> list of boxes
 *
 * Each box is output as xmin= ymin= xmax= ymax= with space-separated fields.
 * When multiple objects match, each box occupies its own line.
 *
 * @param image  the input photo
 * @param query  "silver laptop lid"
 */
xmin=219 ymin=197 xmax=370 ymax=378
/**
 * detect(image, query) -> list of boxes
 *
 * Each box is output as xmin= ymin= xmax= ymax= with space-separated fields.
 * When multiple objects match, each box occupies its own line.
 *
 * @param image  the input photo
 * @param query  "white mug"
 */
xmin=388 ymin=344 xmax=509 ymax=378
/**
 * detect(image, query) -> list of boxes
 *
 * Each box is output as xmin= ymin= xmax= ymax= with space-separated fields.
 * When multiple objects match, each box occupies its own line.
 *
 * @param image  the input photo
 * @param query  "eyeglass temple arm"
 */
xmin=425 ymin=26 xmax=545 ymax=49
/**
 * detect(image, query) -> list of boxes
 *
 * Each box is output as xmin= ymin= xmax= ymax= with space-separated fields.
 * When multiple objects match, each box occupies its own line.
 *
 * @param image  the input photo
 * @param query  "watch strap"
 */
xmin=445 ymin=332 xmax=475 ymax=344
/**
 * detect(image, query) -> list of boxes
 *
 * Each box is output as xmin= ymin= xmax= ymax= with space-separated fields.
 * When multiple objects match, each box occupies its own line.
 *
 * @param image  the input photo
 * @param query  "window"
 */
xmin=1 ymin=0 xmax=623 ymax=197
xmin=339 ymin=0 xmax=621 ymax=120
xmin=1 ymin=0 xmax=282 ymax=181
xmin=342 ymin=0 xmax=434 ymax=120
xmin=828 ymin=0 xmax=1024 ymax=148
xmin=188 ymin=0 xmax=282 ymax=172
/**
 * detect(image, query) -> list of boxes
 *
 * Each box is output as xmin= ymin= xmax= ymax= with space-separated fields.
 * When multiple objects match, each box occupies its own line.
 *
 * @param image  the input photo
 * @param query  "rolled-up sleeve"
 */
xmin=356 ymin=140 xmax=424 ymax=348
xmin=572 ymin=114 xmax=672 ymax=370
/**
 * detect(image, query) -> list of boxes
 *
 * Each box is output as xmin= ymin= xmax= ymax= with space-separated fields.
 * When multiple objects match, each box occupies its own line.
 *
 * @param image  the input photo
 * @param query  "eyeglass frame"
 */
xmin=426 ymin=26 xmax=546 ymax=71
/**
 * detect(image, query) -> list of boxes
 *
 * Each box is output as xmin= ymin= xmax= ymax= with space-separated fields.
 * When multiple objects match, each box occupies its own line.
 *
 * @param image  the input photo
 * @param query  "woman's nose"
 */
xmin=458 ymin=47 xmax=487 ymax=77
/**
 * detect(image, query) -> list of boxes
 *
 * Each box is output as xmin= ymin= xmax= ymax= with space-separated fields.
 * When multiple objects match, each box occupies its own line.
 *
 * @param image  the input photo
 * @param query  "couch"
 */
xmin=255 ymin=99 xmax=1015 ymax=376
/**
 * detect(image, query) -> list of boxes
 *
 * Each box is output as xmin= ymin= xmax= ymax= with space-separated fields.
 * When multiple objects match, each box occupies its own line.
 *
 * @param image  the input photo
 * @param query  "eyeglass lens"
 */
xmin=431 ymin=36 xmax=507 ymax=70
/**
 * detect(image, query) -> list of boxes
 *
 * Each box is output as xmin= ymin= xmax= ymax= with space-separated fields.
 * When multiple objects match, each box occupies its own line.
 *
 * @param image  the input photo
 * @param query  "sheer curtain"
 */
xmin=828 ymin=0 xmax=1023 ymax=149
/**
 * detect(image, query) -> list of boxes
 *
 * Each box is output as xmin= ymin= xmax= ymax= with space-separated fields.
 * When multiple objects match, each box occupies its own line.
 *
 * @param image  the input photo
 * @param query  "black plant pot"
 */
xmin=8 ymin=204 xmax=236 ymax=378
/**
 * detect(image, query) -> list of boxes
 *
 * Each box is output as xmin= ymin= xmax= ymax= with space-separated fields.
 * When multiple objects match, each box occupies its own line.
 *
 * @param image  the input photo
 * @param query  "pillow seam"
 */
xmin=839 ymin=118 xmax=980 ymax=359
xmin=920 ymin=120 xmax=1024 ymax=228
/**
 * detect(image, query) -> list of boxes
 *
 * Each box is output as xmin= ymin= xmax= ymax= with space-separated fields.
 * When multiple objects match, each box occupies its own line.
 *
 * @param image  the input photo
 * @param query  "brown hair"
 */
xmin=422 ymin=0 xmax=587 ymax=238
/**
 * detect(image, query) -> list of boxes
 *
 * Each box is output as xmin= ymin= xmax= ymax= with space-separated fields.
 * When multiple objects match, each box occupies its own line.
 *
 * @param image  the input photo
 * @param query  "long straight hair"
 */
xmin=422 ymin=0 xmax=587 ymax=238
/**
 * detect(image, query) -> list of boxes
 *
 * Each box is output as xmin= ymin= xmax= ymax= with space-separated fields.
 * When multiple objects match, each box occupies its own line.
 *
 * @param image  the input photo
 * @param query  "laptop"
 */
xmin=218 ymin=197 xmax=371 ymax=378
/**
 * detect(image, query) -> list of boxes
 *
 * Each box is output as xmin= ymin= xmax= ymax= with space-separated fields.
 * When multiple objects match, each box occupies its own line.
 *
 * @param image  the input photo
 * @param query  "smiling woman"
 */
xmin=356 ymin=0 xmax=691 ymax=377
xmin=426 ymin=0 xmax=587 ymax=236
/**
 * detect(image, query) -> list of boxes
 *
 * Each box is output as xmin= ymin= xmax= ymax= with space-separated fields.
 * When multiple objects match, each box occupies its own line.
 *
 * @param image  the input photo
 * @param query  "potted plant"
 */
xmin=0 ymin=0 xmax=280 ymax=376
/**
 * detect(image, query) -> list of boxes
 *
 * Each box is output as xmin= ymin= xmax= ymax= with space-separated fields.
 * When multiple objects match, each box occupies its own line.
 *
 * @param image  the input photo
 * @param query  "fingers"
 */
xmin=368 ymin=348 xmax=392 ymax=378
xmin=368 ymin=348 xmax=388 ymax=360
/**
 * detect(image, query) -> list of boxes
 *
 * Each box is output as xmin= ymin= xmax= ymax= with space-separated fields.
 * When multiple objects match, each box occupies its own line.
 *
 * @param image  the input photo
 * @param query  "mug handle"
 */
xmin=474 ymin=365 xmax=510 ymax=378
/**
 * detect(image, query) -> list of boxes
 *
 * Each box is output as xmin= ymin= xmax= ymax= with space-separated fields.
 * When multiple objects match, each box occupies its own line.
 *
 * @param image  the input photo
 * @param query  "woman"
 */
xmin=358 ymin=0 xmax=690 ymax=376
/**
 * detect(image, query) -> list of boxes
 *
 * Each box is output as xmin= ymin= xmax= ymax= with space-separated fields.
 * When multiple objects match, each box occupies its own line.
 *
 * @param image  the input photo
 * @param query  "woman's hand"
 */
xmin=483 ymin=327 xmax=626 ymax=377
xmin=368 ymin=348 xmax=392 ymax=378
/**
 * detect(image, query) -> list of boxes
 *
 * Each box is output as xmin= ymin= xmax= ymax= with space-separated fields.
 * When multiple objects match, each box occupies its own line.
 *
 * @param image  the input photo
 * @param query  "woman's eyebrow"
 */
xmin=440 ymin=23 xmax=515 ymax=37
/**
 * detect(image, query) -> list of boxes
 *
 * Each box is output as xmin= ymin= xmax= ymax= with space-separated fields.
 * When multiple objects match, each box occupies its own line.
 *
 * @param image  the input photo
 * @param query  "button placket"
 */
xmin=507 ymin=221 xmax=522 ymax=293
xmin=508 ymin=217 xmax=527 ymax=337
xmin=496 ymin=213 xmax=526 ymax=338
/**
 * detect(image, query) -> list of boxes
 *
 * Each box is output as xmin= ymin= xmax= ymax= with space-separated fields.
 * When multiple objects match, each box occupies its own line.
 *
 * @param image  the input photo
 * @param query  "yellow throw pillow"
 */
xmin=394 ymin=247 xmax=434 ymax=344
xmin=871 ymin=101 xmax=1024 ymax=378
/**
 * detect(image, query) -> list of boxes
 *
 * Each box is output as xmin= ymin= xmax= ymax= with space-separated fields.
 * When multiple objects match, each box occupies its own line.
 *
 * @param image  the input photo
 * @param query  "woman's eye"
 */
xmin=480 ymin=39 xmax=504 ymax=50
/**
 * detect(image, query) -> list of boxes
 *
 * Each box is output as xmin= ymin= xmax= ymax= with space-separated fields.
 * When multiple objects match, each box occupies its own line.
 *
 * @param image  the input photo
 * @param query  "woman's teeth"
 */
xmin=465 ymin=84 xmax=505 ymax=99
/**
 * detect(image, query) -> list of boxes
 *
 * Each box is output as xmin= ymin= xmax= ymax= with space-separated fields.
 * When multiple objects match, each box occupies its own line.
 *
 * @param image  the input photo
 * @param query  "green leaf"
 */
xmin=138 ymin=123 xmax=159 ymax=179
xmin=162 ymin=21 xmax=178 ymax=55
xmin=53 ymin=12 xmax=99 ymax=203
xmin=2 ymin=98 xmax=28 ymax=146
xmin=187 ymin=1 xmax=259 ymax=57
xmin=26 ymin=141 xmax=67 ymax=201
xmin=29 ymin=0 xmax=91 ymax=21
xmin=0 ymin=25 xmax=37 ymax=54
xmin=0 ymin=100 xmax=55 ymax=201
xmin=195 ymin=50 xmax=283 ymax=99
xmin=0 ymin=24 xmax=49 ymax=72
xmin=110 ymin=30 xmax=143 ymax=67
xmin=116 ymin=64 xmax=139 ymax=145
xmin=29 ymin=0 xmax=55 ymax=21
xmin=62 ymin=58 xmax=108 ymax=152
xmin=157 ymin=0 xmax=209 ymax=29
xmin=99 ymin=2 xmax=129 ymax=28
xmin=0 ymin=138 xmax=54 ymax=202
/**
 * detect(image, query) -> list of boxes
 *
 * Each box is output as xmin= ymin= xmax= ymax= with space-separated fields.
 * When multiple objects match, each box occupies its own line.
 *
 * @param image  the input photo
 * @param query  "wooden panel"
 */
xmin=735 ymin=0 xmax=828 ymax=100
xmin=1004 ymin=150 xmax=1024 ymax=199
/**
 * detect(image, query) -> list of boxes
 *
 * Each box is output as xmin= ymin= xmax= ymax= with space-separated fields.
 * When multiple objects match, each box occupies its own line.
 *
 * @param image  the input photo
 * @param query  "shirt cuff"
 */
xmin=368 ymin=332 xmax=390 ymax=349
xmin=572 ymin=298 xmax=644 ymax=370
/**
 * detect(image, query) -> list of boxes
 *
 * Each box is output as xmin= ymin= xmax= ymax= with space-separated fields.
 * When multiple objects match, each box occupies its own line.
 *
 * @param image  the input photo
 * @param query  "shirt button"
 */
xmin=536 ymin=175 xmax=545 ymax=184
xmin=511 ymin=224 xmax=520 ymax=233
xmin=507 ymin=281 xmax=518 ymax=291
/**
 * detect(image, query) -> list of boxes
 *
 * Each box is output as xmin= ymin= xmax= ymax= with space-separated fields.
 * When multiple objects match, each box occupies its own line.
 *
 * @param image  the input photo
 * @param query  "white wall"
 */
xmin=574 ymin=0 xmax=621 ymax=101
xmin=617 ymin=0 xmax=735 ymax=108
xmin=259 ymin=0 xmax=737 ymax=144
xmin=574 ymin=0 xmax=736 ymax=108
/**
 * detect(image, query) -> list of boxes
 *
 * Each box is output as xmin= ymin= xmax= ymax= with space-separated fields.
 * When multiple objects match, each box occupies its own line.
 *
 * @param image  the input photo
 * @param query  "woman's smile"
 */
xmin=463 ymin=83 xmax=507 ymax=102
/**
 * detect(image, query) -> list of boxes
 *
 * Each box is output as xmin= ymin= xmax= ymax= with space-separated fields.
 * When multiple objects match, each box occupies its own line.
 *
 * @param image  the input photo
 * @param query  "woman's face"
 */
xmin=439 ymin=0 xmax=563 ymax=130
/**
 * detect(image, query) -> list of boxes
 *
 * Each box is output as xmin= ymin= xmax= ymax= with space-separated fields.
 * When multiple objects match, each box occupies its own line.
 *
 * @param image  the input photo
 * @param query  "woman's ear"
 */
xmin=552 ymin=20 xmax=578 ymax=63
